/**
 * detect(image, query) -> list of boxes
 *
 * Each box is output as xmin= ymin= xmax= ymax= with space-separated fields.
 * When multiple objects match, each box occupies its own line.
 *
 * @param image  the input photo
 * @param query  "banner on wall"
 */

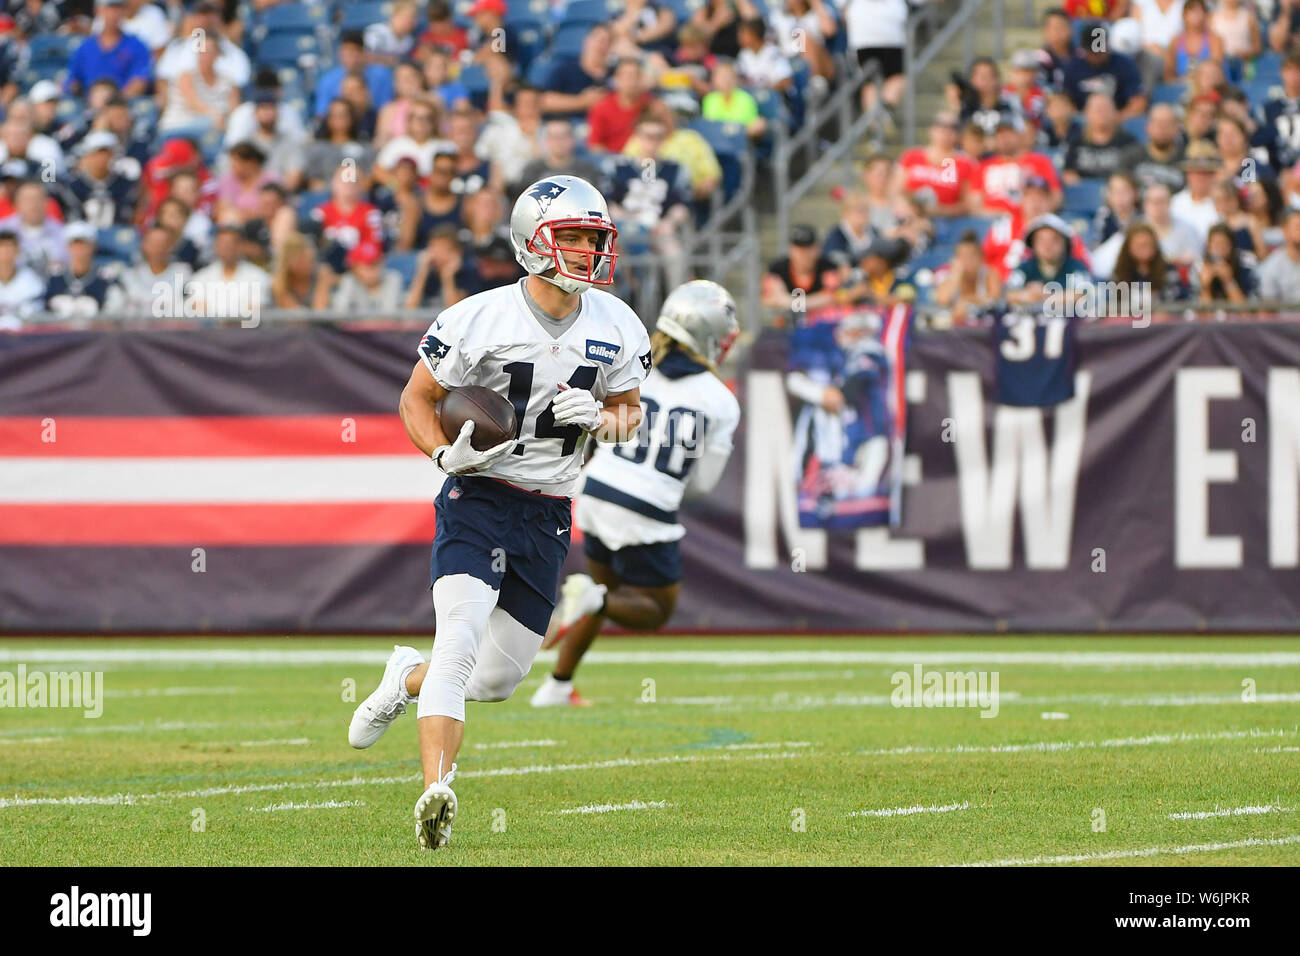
xmin=1 ymin=320 xmax=1299 ymax=633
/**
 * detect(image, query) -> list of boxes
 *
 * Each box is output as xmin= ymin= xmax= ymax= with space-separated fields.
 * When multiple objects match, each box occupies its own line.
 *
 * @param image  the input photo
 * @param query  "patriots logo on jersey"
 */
xmin=420 ymin=334 xmax=451 ymax=369
xmin=528 ymin=181 xmax=567 ymax=216
xmin=639 ymin=350 xmax=652 ymax=373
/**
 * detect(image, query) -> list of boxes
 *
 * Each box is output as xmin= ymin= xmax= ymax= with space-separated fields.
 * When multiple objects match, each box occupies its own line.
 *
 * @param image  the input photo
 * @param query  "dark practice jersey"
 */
xmin=60 ymin=164 xmax=141 ymax=227
xmin=44 ymin=266 xmax=123 ymax=318
xmin=1255 ymin=94 xmax=1300 ymax=171
xmin=985 ymin=303 xmax=1080 ymax=407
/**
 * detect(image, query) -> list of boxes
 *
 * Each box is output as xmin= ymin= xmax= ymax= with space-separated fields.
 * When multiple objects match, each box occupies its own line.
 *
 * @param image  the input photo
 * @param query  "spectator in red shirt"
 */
xmin=587 ymin=58 xmax=653 ymax=153
xmin=983 ymin=175 xmax=1092 ymax=278
xmin=1063 ymin=0 xmax=1126 ymax=19
xmin=311 ymin=167 xmax=383 ymax=274
xmin=139 ymin=138 xmax=213 ymax=226
xmin=975 ymin=115 xmax=1062 ymax=216
xmin=1005 ymin=49 xmax=1047 ymax=129
xmin=893 ymin=112 xmax=977 ymax=216
xmin=415 ymin=0 xmax=469 ymax=60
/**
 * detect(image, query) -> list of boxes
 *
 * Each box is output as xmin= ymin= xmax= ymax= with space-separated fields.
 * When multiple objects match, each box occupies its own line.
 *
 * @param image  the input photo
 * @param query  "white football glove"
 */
xmin=432 ymin=420 xmax=515 ymax=476
xmin=551 ymin=386 xmax=603 ymax=430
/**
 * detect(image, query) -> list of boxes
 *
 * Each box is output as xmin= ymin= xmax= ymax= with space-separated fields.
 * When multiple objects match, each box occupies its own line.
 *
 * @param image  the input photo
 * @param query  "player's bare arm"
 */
xmin=398 ymin=359 xmax=451 ymax=458
xmin=595 ymin=387 xmax=643 ymax=443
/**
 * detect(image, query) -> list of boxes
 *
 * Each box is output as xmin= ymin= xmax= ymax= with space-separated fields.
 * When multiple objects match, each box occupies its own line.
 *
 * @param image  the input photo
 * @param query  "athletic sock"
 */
xmin=551 ymin=672 xmax=573 ymax=684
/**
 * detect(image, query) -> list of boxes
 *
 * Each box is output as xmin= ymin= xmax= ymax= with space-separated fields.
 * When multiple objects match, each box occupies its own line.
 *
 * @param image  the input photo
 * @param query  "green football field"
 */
xmin=1 ymin=636 xmax=1298 ymax=867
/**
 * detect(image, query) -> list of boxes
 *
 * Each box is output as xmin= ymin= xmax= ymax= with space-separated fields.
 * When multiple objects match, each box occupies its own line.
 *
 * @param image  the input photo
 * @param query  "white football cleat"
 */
xmin=348 ymin=645 xmax=423 ymax=749
xmin=530 ymin=674 xmax=591 ymax=708
xmin=542 ymin=573 xmax=607 ymax=649
xmin=414 ymin=764 xmax=457 ymax=850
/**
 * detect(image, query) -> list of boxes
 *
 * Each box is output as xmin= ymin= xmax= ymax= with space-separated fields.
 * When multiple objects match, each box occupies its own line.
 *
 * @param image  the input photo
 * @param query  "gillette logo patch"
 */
xmin=585 ymin=340 xmax=620 ymax=364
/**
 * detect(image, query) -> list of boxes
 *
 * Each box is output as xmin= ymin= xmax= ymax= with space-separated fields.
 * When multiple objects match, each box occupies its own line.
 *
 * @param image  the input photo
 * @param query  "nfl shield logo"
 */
xmin=551 ymin=344 xmax=561 ymax=355
xmin=448 ymin=487 xmax=461 ymax=499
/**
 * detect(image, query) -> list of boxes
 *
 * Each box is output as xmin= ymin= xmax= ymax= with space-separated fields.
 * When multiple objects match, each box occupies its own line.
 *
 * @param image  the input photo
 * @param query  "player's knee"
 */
xmin=466 ymin=661 xmax=526 ymax=702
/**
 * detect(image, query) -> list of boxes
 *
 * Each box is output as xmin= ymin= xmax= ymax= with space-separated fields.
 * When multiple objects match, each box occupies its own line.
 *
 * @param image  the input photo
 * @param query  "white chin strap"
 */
xmin=540 ymin=270 xmax=593 ymax=295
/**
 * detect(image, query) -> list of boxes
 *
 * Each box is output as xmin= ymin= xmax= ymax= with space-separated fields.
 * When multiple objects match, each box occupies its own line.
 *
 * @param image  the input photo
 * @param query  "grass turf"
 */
xmin=1 ymin=635 xmax=1297 ymax=866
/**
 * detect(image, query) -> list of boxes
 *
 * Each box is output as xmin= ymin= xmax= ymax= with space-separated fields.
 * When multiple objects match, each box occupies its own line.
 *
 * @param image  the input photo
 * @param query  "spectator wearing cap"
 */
xmin=315 ymin=30 xmax=395 ymax=119
xmin=223 ymin=86 xmax=305 ymax=180
xmin=538 ymin=24 xmax=614 ymax=121
xmin=158 ymin=36 xmax=238 ymax=137
xmin=1163 ymin=0 xmax=1221 ymax=82
xmin=119 ymin=222 xmax=192 ymax=316
xmin=66 ymin=0 xmax=151 ymax=99
xmin=894 ymin=112 xmax=977 ymax=217
xmin=1120 ymin=103 xmax=1186 ymax=193
xmin=268 ymin=232 xmax=328 ymax=311
xmin=1062 ymin=93 xmax=1137 ymax=183
xmin=214 ymin=141 xmax=279 ymax=226
xmin=734 ymin=18 xmax=793 ymax=95
xmin=511 ymin=121 xmax=605 ymax=202
xmin=975 ymin=114 xmax=1062 ymax=217
xmin=374 ymin=101 xmax=451 ymax=185
xmin=366 ymin=0 xmax=420 ymax=67
xmin=0 ymin=112 xmax=66 ymax=179
xmin=1092 ymin=171 xmax=1141 ymax=245
xmin=588 ymin=58 xmax=654 ymax=153
xmin=1256 ymin=208 xmax=1300 ymax=301
xmin=331 ymin=241 xmax=405 ymax=313
xmin=984 ymin=174 xmax=1092 ymax=278
xmin=701 ymin=59 xmax=765 ymax=140
xmin=611 ymin=0 xmax=681 ymax=61
xmin=44 ymin=222 xmax=126 ymax=318
xmin=821 ymin=191 xmax=876 ymax=270
xmin=406 ymin=225 xmax=482 ymax=310
xmin=416 ymin=0 xmax=469 ymax=60
xmin=0 ymin=227 xmax=45 ymax=324
xmin=27 ymin=81 xmax=63 ymax=142
xmin=187 ymin=223 xmax=271 ymax=314
xmin=0 ymin=180 xmax=67 ymax=273
xmin=1005 ymin=49 xmax=1048 ymax=131
xmin=1110 ymin=221 xmax=1194 ymax=305
xmin=761 ymin=224 xmax=842 ymax=317
xmin=935 ymin=231 xmax=1003 ymax=324
xmin=1005 ymin=214 xmax=1093 ymax=307
xmin=446 ymin=105 xmax=494 ymax=195
xmin=62 ymin=131 xmax=140 ymax=228
xmin=838 ymin=0 xmax=909 ymax=117
xmin=949 ymin=57 xmax=1024 ymax=138
xmin=1172 ymin=141 xmax=1222 ymax=241
xmin=1065 ymin=19 xmax=1147 ymax=118
xmin=478 ymin=83 xmax=545 ymax=189
xmin=311 ymin=168 xmax=384 ymax=274
xmin=294 ymin=99 xmax=375 ymax=194
xmin=622 ymin=95 xmax=721 ymax=201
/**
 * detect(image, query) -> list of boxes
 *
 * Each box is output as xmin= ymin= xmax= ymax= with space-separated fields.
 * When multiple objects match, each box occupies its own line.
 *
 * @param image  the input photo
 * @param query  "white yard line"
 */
xmin=723 ymin=741 xmax=812 ymax=750
xmin=472 ymin=739 xmax=560 ymax=750
xmin=1169 ymin=805 xmax=1294 ymax=820
xmin=555 ymin=800 xmax=669 ymax=815
xmin=858 ymin=728 xmax=1294 ymax=757
xmin=239 ymin=738 xmax=310 ymax=747
xmin=249 ymin=800 xmax=365 ymax=812
xmin=103 ymin=686 xmax=243 ymax=698
xmin=851 ymin=801 xmax=972 ymax=818
xmin=2 ymin=648 xmax=1298 ymax=668
xmin=957 ymin=834 xmax=1300 ymax=867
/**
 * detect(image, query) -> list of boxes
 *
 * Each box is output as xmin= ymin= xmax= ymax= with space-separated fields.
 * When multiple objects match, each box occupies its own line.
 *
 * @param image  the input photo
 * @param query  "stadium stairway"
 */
xmin=754 ymin=0 xmax=1046 ymax=264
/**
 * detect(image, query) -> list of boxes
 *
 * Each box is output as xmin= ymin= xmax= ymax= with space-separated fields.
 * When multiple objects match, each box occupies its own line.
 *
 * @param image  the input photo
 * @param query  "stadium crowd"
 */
xmin=0 ymin=0 xmax=1296 ymax=327
xmin=0 ymin=0 xmax=921 ymax=324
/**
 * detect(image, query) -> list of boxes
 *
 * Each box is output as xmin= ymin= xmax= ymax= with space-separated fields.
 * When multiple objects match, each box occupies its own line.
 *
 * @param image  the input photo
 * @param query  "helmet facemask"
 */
xmin=528 ymin=219 xmax=618 ymax=294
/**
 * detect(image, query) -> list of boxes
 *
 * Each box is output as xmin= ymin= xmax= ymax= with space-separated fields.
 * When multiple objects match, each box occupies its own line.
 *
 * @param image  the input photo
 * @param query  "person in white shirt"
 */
xmin=1171 ymin=145 xmax=1223 ymax=242
xmin=0 ymin=180 xmax=67 ymax=273
xmin=0 ymin=228 xmax=45 ymax=326
xmin=224 ymin=77 xmax=309 ymax=159
xmin=1141 ymin=181 xmax=1204 ymax=267
xmin=0 ymin=109 xmax=66 ymax=178
xmin=119 ymin=222 xmax=192 ymax=315
xmin=374 ymin=102 xmax=453 ymax=184
xmin=155 ymin=6 xmax=251 ymax=89
xmin=329 ymin=242 xmax=405 ymax=313
xmin=735 ymin=17 xmax=794 ymax=93
xmin=117 ymin=0 xmax=174 ymax=52
xmin=836 ymin=0 xmax=910 ymax=114
xmin=186 ymin=223 xmax=270 ymax=316
xmin=770 ymin=0 xmax=839 ymax=82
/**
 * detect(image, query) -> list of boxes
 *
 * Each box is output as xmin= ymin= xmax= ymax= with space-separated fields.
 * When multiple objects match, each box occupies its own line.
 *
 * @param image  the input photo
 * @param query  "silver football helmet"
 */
xmin=510 ymin=175 xmax=618 ymax=294
xmin=656 ymin=279 xmax=740 ymax=366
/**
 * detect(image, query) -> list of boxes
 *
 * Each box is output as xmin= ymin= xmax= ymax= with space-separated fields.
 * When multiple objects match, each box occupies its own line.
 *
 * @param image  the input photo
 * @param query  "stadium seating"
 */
xmin=339 ymin=1 xmax=393 ymax=32
xmin=256 ymin=32 xmax=322 ymax=69
xmin=1149 ymin=83 xmax=1186 ymax=106
xmin=95 ymin=226 xmax=140 ymax=266
xmin=295 ymin=190 xmax=331 ymax=231
xmin=687 ymin=119 xmax=749 ymax=200
xmin=551 ymin=22 xmax=589 ymax=60
xmin=1121 ymin=115 xmax=1148 ymax=145
xmin=933 ymin=215 xmax=995 ymax=247
xmin=1063 ymin=179 xmax=1106 ymax=217
xmin=505 ymin=0 xmax=552 ymax=27
xmin=385 ymin=251 xmax=419 ymax=288
xmin=254 ymin=3 xmax=327 ymax=35
xmin=561 ymin=0 xmax=621 ymax=26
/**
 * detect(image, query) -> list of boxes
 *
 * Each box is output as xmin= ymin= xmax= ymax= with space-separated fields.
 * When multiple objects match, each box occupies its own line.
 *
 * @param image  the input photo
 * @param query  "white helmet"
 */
xmin=510 ymin=175 xmax=618 ymax=294
xmin=656 ymin=279 xmax=740 ymax=366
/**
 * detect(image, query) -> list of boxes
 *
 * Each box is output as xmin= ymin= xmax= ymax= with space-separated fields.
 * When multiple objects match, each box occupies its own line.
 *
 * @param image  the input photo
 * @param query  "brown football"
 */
xmin=438 ymin=385 xmax=517 ymax=451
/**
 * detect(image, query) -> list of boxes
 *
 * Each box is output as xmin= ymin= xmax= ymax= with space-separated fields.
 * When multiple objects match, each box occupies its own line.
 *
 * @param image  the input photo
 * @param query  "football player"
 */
xmin=346 ymin=175 xmax=651 ymax=849
xmin=531 ymin=280 xmax=741 ymax=706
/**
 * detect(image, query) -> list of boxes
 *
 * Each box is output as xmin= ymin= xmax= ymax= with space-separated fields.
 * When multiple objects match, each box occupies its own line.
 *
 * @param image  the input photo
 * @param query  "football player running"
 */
xmin=346 ymin=175 xmax=651 ymax=850
xmin=532 ymin=279 xmax=741 ymax=707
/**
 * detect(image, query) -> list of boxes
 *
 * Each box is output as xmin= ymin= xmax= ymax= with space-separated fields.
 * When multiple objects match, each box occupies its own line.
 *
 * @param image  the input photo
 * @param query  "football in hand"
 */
xmin=438 ymin=385 xmax=517 ymax=451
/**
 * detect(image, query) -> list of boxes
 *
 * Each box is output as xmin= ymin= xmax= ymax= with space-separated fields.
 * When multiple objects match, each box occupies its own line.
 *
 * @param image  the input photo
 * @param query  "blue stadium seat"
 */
xmin=255 ymin=2 xmax=326 ymax=34
xmin=1121 ymin=115 xmax=1148 ymax=145
xmin=932 ymin=215 xmax=994 ymax=246
xmin=561 ymin=0 xmax=619 ymax=25
xmin=752 ymin=88 xmax=790 ymax=130
xmin=458 ymin=63 xmax=491 ymax=110
xmin=686 ymin=118 xmax=748 ymax=199
xmin=1063 ymin=179 xmax=1106 ymax=216
xmin=506 ymin=0 xmax=551 ymax=27
xmin=296 ymin=189 xmax=331 ymax=231
xmin=527 ymin=54 xmax=557 ymax=88
xmin=662 ymin=0 xmax=706 ymax=22
xmin=340 ymin=1 xmax=392 ymax=31
xmin=905 ymin=244 xmax=955 ymax=277
xmin=30 ymin=34 xmax=78 ymax=66
xmin=1254 ymin=50 xmax=1282 ymax=84
xmin=1244 ymin=78 xmax=1280 ymax=110
xmin=385 ymin=251 xmax=419 ymax=287
xmin=95 ymin=226 xmax=140 ymax=265
xmin=551 ymin=22 xmax=589 ymax=60
xmin=256 ymin=32 xmax=321 ymax=69
xmin=512 ymin=26 xmax=547 ymax=73
xmin=1150 ymin=82 xmax=1186 ymax=105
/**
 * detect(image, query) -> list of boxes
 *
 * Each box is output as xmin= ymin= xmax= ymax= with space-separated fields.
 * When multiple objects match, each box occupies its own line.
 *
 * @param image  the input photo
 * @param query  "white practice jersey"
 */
xmin=576 ymin=355 xmax=740 ymax=549
xmin=419 ymin=281 xmax=652 ymax=497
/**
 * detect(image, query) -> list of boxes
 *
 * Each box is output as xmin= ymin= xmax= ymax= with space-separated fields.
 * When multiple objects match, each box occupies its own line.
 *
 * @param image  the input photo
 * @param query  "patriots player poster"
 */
xmin=784 ymin=304 xmax=912 ymax=530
